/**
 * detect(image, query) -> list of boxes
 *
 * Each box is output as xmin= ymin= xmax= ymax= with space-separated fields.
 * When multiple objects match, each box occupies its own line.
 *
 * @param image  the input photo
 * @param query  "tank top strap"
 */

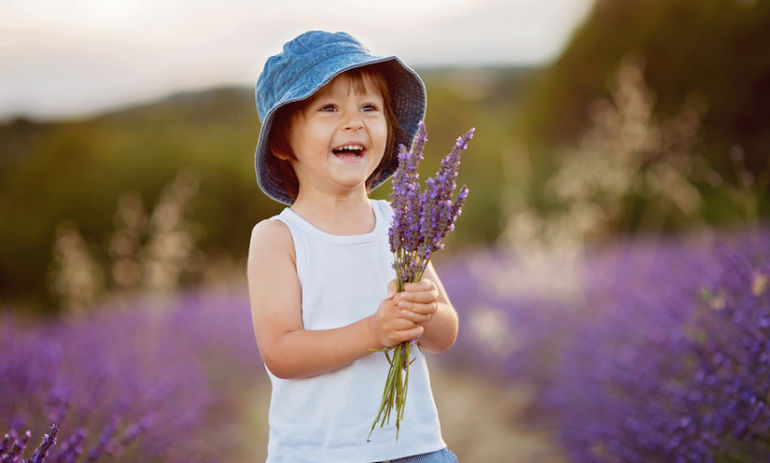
xmin=271 ymin=209 xmax=309 ymax=287
xmin=373 ymin=199 xmax=394 ymax=224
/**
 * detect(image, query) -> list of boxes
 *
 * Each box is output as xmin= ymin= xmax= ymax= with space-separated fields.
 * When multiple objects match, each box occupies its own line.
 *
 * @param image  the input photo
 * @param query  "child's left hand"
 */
xmin=394 ymin=279 xmax=440 ymax=326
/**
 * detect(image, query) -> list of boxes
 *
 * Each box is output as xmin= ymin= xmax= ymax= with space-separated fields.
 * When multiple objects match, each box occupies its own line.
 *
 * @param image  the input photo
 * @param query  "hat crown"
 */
xmin=256 ymin=31 xmax=369 ymax=122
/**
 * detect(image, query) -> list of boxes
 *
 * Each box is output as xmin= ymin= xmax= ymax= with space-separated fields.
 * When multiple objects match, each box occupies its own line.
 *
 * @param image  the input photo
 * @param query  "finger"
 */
xmin=409 ymin=302 xmax=439 ymax=317
xmin=399 ymin=290 xmax=439 ymax=304
xmin=398 ymin=299 xmax=438 ymax=314
xmin=399 ymin=308 xmax=432 ymax=324
xmin=403 ymin=280 xmax=436 ymax=292
xmin=393 ymin=314 xmax=418 ymax=331
xmin=385 ymin=316 xmax=419 ymax=331
xmin=404 ymin=280 xmax=438 ymax=294
xmin=395 ymin=325 xmax=424 ymax=343
xmin=409 ymin=325 xmax=425 ymax=339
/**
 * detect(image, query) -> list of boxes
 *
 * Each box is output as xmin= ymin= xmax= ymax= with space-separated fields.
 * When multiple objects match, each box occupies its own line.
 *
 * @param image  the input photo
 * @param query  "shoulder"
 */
xmin=250 ymin=217 xmax=291 ymax=243
xmin=248 ymin=218 xmax=295 ymax=269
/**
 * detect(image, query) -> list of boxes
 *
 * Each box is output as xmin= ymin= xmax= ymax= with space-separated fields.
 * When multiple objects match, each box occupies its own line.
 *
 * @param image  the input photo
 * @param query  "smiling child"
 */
xmin=247 ymin=31 xmax=460 ymax=463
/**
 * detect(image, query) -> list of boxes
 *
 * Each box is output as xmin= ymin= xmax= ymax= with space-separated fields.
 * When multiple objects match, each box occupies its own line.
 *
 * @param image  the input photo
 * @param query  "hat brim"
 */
xmin=254 ymin=53 xmax=426 ymax=205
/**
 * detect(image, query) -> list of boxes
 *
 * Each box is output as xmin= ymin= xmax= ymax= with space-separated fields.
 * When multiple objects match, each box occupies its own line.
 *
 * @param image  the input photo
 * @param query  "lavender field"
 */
xmin=3 ymin=1 xmax=770 ymax=460
xmin=3 ymin=222 xmax=769 ymax=462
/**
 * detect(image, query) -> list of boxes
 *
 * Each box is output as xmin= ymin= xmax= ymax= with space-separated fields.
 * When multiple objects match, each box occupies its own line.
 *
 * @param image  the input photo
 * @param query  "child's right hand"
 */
xmin=369 ymin=279 xmax=424 ymax=348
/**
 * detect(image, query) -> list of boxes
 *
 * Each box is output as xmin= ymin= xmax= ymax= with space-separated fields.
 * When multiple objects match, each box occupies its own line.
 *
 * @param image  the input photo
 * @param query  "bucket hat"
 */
xmin=254 ymin=30 xmax=426 ymax=205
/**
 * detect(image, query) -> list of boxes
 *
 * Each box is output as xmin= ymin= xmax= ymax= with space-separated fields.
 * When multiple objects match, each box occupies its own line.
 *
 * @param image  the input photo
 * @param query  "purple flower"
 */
xmin=387 ymin=122 xmax=473 ymax=286
xmin=53 ymin=428 xmax=86 ymax=463
xmin=0 ymin=429 xmax=31 ymax=463
xmin=1 ymin=288 xmax=261 ymax=462
xmin=373 ymin=121 xmax=474 ymax=440
xmin=436 ymin=225 xmax=770 ymax=462
xmin=30 ymin=424 xmax=58 ymax=463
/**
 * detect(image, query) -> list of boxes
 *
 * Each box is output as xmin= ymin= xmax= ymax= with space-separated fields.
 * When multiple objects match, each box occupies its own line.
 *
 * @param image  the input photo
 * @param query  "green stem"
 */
xmin=368 ymin=282 xmax=417 ymax=440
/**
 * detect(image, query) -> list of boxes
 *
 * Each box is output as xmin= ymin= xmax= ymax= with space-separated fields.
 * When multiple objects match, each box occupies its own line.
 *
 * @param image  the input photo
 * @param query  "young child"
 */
xmin=247 ymin=31 xmax=459 ymax=463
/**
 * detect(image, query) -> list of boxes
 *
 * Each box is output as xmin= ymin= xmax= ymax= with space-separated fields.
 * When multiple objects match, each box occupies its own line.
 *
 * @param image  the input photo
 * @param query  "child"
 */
xmin=247 ymin=31 xmax=459 ymax=463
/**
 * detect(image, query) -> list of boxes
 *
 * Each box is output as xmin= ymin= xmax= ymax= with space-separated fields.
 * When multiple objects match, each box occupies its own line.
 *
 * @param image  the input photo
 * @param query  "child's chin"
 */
xmin=331 ymin=175 xmax=370 ymax=192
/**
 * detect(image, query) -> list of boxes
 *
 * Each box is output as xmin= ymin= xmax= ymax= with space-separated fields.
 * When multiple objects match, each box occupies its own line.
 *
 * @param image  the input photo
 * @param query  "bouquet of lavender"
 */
xmin=369 ymin=121 xmax=473 ymax=440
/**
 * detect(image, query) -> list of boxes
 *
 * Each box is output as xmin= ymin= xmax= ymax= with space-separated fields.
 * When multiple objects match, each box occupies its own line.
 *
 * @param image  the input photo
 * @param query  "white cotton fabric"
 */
xmin=264 ymin=199 xmax=446 ymax=463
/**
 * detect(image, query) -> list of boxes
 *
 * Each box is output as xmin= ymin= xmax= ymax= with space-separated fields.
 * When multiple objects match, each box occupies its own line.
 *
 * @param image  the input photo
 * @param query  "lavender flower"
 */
xmin=0 ymin=429 xmax=31 ymax=463
xmin=538 ymin=231 xmax=770 ymax=463
xmin=30 ymin=424 xmax=59 ymax=463
xmin=83 ymin=416 xmax=118 ymax=463
xmin=386 ymin=122 xmax=473 ymax=286
xmin=52 ymin=429 xmax=86 ymax=463
xmin=370 ymin=121 xmax=473 ymax=440
xmin=0 ymin=434 xmax=9 ymax=456
xmin=1 ymin=288 xmax=261 ymax=462
xmin=433 ymin=225 xmax=770 ymax=462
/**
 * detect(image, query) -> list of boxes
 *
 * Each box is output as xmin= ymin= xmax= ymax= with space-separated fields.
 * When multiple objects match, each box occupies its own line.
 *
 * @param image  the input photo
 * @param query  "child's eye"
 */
xmin=361 ymin=103 xmax=379 ymax=112
xmin=319 ymin=104 xmax=337 ymax=112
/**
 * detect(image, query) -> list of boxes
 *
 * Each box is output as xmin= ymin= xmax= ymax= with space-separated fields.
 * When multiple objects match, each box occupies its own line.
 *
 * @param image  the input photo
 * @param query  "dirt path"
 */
xmin=429 ymin=360 xmax=567 ymax=462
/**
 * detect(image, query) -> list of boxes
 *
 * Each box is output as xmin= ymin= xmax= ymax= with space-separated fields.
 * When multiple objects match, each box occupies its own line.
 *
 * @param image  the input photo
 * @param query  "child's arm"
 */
xmin=393 ymin=261 xmax=459 ymax=353
xmin=247 ymin=219 xmax=424 ymax=379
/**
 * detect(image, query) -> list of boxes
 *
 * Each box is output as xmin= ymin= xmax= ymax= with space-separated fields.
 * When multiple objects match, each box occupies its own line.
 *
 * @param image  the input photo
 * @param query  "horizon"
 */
xmin=0 ymin=64 xmax=538 ymax=125
xmin=0 ymin=0 xmax=594 ymax=121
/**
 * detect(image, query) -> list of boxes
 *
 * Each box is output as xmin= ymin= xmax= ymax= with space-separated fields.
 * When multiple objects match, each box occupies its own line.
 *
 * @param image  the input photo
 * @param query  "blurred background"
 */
xmin=2 ymin=0 xmax=769 ymax=461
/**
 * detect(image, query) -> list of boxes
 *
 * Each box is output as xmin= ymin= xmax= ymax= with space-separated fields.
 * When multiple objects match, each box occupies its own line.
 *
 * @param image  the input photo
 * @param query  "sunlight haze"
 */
xmin=0 ymin=0 xmax=594 ymax=120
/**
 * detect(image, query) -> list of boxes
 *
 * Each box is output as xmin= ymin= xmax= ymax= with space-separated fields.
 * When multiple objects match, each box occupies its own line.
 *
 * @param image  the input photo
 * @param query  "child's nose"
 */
xmin=343 ymin=113 xmax=364 ymax=131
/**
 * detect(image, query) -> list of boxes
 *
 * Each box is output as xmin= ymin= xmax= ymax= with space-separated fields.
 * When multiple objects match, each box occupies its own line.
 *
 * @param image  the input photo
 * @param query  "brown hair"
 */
xmin=267 ymin=63 xmax=401 ymax=201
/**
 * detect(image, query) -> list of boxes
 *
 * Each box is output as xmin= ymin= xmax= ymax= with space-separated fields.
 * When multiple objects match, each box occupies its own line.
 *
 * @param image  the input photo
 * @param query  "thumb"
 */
xmin=386 ymin=279 xmax=398 ymax=299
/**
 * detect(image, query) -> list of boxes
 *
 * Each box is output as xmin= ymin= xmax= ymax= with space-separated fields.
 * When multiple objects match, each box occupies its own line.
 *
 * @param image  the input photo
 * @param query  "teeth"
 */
xmin=333 ymin=144 xmax=364 ymax=155
xmin=337 ymin=145 xmax=363 ymax=151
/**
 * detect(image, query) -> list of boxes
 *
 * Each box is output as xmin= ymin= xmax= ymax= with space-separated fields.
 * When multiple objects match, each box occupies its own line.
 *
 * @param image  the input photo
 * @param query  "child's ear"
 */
xmin=271 ymin=149 xmax=291 ymax=161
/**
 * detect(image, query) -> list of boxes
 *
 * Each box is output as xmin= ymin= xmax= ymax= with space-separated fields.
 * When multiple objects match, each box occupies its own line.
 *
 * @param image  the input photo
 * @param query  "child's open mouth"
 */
xmin=332 ymin=144 xmax=365 ymax=160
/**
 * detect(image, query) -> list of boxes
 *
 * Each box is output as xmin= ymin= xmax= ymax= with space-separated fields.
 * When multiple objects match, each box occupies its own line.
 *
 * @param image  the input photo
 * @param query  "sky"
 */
xmin=0 ymin=0 xmax=594 ymax=120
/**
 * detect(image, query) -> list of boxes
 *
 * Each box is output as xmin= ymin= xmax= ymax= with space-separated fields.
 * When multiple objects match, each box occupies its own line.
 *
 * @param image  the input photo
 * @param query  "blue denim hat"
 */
xmin=254 ymin=30 xmax=426 ymax=205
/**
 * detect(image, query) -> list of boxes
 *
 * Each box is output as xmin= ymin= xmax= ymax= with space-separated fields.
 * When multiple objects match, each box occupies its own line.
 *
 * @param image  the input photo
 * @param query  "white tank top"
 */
xmin=264 ymin=199 xmax=446 ymax=463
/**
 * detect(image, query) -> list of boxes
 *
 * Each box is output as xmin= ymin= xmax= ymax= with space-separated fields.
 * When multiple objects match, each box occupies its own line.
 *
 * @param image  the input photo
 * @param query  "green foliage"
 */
xmin=0 ymin=76 xmax=527 ymax=314
xmin=515 ymin=0 xmax=770 ymax=178
xmin=419 ymin=67 xmax=533 ymax=245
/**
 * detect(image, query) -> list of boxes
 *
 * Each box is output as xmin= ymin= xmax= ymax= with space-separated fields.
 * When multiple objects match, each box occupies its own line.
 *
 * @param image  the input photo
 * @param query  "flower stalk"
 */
xmin=369 ymin=121 xmax=473 ymax=440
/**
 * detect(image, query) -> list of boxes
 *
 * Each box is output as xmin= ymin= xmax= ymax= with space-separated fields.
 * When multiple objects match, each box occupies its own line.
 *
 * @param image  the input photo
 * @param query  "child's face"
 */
xmin=286 ymin=73 xmax=388 ymax=198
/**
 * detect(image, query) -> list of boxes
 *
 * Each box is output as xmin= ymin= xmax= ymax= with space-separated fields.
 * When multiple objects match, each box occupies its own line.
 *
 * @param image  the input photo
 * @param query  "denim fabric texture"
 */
xmin=376 ymin=448 xmax=459 ymax=463
xmin=254 ymin=30 xmax=426 ymax=205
